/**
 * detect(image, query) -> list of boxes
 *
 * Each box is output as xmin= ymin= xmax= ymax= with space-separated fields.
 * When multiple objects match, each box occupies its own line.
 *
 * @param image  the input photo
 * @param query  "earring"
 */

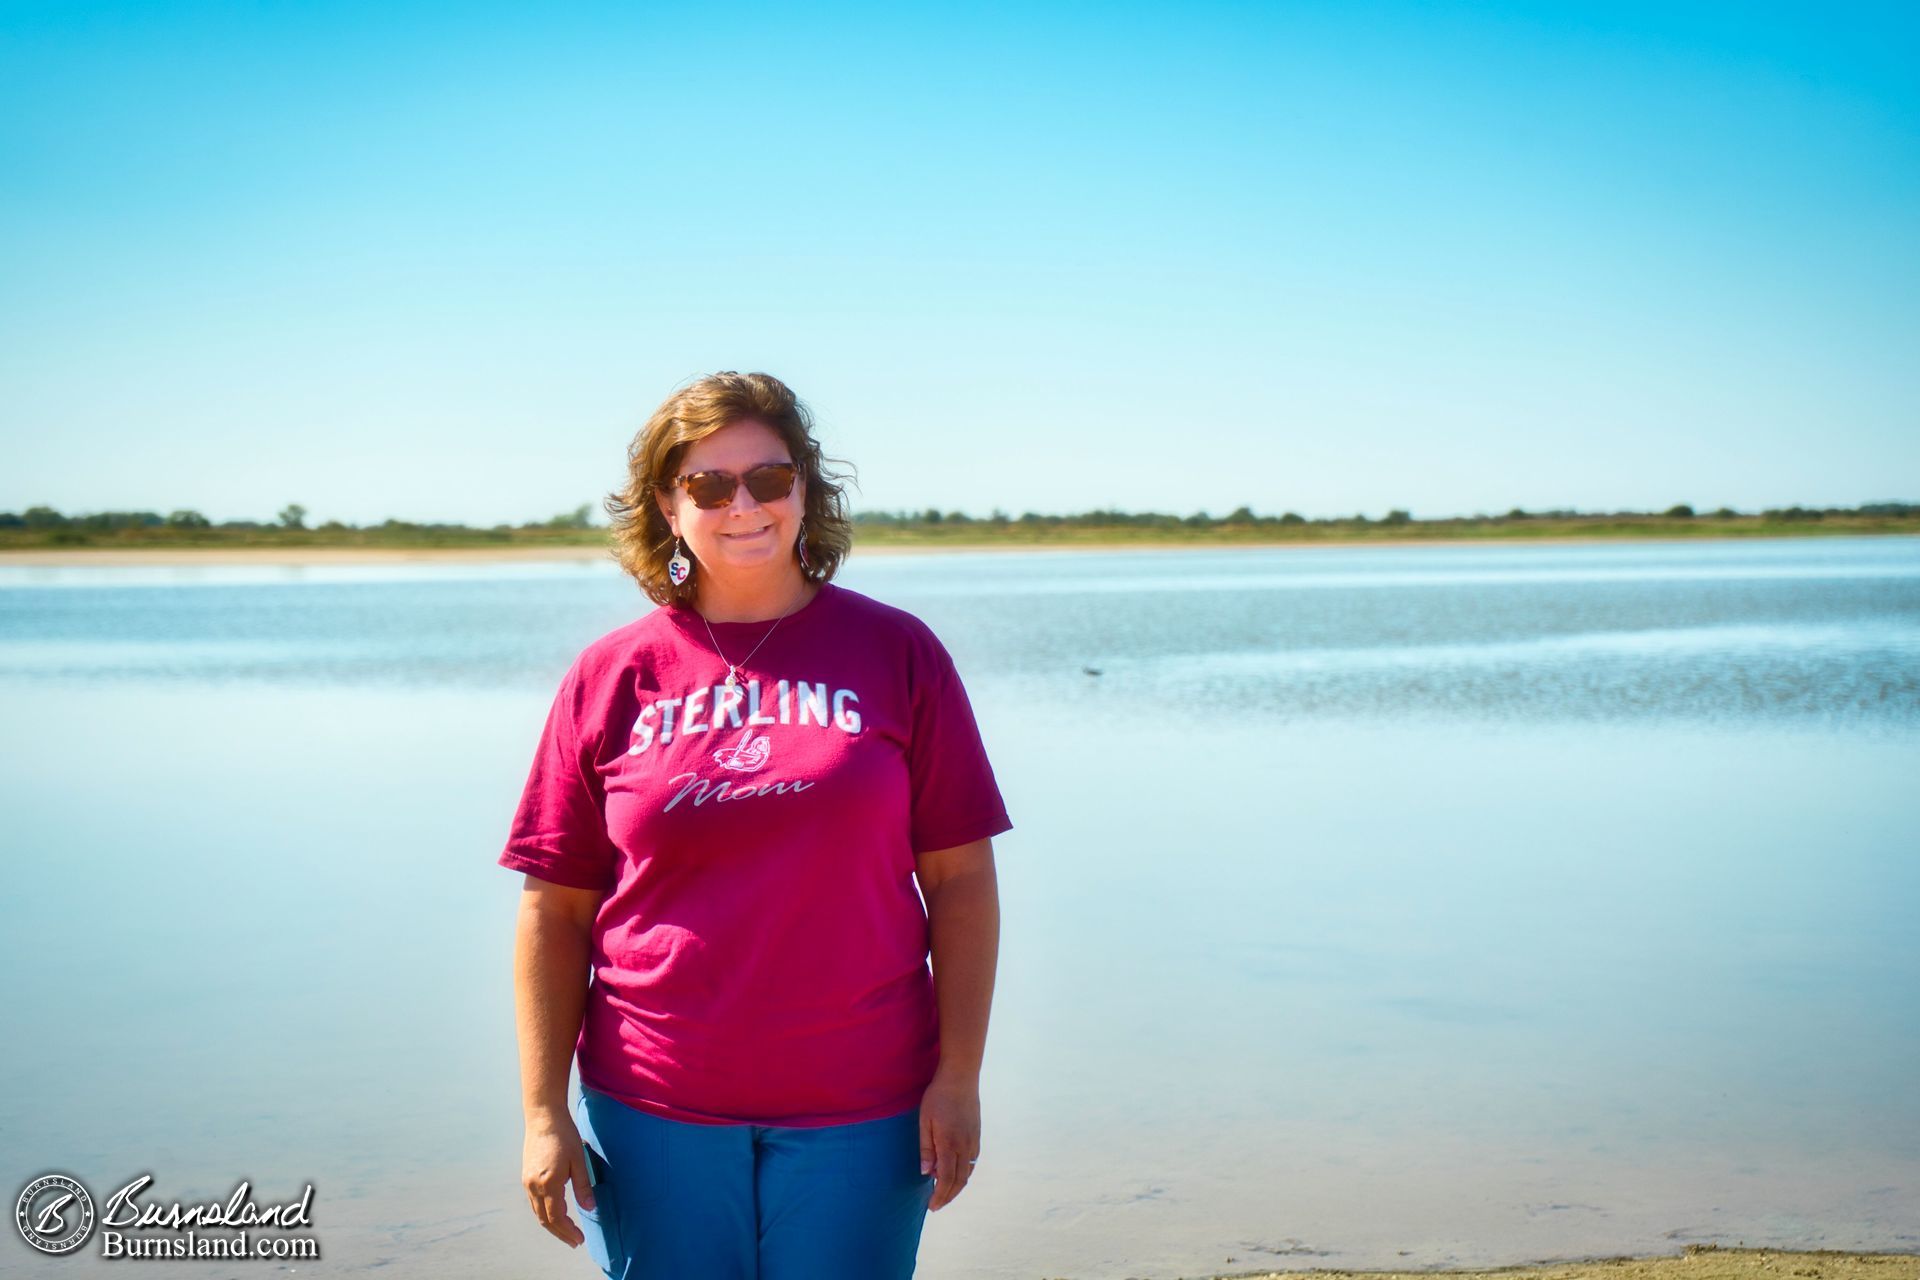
xmin=668 ymin=536 xmax=693 ymax=586
xmin=796 ymin=518 xmax=811 ymax=571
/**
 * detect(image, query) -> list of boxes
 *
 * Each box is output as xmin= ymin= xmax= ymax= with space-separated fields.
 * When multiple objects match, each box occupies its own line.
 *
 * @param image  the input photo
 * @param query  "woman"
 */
xmin=498 ymin=370 xmax=1011 ymax=1280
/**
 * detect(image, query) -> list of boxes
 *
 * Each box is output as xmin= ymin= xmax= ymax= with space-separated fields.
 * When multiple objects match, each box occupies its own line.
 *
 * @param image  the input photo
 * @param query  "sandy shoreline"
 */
xmin=1193 ymin=1247 xmax=1917 ymax=1280
xmin=0 ymin=533 xmax=1858 ymax=568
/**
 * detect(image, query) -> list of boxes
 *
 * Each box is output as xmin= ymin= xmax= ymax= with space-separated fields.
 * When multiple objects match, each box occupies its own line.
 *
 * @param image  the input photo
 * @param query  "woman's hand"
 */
xmin=919 ymin=1067 xmax=982 ymax=1212
xmin=522 ymin=1110 xmax=594 ymax=1248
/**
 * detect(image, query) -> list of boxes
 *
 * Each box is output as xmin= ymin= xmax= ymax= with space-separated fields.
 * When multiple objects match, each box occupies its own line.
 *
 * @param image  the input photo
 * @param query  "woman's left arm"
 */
xmin=915 ymin=836 xmax=1001 ymax=1212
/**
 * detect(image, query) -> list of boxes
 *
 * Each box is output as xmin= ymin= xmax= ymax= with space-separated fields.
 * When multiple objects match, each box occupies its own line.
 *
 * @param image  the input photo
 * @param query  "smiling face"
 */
xmin=653 ymin=417 xmax=806 ymax=584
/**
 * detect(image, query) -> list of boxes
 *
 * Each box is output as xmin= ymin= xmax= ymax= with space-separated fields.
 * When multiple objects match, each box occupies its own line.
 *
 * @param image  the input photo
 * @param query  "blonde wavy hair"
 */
xmin=606 ymin=371 xmax=857 ymax=606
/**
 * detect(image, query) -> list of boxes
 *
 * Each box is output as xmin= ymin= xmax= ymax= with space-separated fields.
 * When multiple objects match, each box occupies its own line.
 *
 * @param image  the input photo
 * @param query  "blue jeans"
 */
xmin=572 ymin=1084 xmax=937 ymax=1280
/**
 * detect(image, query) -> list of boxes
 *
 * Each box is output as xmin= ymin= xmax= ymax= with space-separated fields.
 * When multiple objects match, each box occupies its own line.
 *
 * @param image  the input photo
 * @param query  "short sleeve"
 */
xmin=906 ymin=632 xmax=1013 ymax=855
xmin=497 ymin=658 xmax=618 ymax=891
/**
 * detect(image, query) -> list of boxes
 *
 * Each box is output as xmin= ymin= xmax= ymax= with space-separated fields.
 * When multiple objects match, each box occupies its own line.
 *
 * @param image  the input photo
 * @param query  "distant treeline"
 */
xmin=850 ymin=501 xmax=1920 ymax=527
xmin=0 ymin=501 xmax=598 ymax=534
xmin=2 ymin=499 xmax=1917 ymax=548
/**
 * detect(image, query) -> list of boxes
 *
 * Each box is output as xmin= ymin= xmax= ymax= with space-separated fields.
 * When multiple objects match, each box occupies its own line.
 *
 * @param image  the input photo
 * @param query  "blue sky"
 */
xmin=2 ymin=0 xmax=1915 ymax=525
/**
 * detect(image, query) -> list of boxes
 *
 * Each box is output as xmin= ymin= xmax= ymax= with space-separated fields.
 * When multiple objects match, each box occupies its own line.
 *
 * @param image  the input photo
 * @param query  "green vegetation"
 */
xmin=839 ymin=502 xmax=1919 ymax=545
xmin=0 ymin=502 xmax=607 ymax=551
xmin=1 ymin=501 xmax=1916 ymax=552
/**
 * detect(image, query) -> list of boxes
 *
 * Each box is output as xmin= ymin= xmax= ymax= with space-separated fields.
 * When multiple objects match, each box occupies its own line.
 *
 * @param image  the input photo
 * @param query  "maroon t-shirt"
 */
xmin=498 ymin=581 xmax=1012 ymax=1126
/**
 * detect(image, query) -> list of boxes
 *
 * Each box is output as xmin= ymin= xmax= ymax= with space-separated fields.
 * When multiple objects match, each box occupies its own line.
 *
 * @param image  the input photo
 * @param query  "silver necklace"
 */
xmin=699 ymin=585 xmax=809 ymax=688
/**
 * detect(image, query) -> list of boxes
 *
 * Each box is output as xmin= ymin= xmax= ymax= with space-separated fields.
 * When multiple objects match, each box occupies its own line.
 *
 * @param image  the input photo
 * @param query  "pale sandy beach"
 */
xmin=1193 ymin=1248 xmax=1917 ymax=1280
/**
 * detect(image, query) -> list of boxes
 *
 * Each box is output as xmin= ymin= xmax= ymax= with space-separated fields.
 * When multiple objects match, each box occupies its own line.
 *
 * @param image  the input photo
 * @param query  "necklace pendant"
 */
xmin=724 ymin=668 xmax=739 ymax=689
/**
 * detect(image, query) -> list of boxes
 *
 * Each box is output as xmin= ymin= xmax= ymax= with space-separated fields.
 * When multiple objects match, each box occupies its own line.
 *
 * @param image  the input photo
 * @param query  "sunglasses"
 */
xmin=667 ymin=462 xmax=799 ymax=510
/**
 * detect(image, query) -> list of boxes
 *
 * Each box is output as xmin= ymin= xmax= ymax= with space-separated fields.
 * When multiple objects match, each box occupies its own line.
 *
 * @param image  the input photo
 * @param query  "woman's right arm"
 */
xmin=513 ymin=875 xmax=604 ymax=1249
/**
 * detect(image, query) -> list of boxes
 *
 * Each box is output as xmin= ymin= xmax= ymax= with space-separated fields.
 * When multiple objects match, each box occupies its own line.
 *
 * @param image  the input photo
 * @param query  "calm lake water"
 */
xmin=2 ymin=536 xmax=1917 ymax=1279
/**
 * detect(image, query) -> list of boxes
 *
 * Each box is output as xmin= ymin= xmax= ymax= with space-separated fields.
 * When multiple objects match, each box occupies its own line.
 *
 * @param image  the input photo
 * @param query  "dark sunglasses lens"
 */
xmin=686 ymin=473 xmax=737 ymax=508
xmin=744 ymin=464 xmax=797 ymax=503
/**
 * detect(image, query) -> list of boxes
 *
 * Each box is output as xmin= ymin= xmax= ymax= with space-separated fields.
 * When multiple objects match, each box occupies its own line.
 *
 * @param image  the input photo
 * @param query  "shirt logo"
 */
xmin=711 ymin=728 xmax=771 ymax=772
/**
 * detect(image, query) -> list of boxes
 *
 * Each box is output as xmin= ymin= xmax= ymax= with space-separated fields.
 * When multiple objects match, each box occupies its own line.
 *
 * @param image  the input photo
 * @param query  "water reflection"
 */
xmin=1 ymin=537 xmax=1915 ymax=1279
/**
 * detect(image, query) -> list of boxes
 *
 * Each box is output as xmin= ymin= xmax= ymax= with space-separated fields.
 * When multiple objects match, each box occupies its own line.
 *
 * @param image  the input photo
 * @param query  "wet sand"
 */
xmin=1192 ymin=1248 xmax=1918 ymax=1280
